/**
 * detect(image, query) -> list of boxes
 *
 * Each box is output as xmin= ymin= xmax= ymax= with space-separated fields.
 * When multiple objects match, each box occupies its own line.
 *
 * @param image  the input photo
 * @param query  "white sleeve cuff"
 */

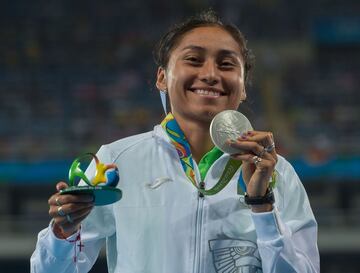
xmin=39 ymin=221 xmax=80 ymax=260
xmin=251 ymin=209 xmax=281 ymax=241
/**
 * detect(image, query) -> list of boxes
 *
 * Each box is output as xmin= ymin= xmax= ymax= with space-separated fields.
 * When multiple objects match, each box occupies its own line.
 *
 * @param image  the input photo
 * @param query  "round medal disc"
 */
xmin=60 ymin=186 xmax=122 ymax=206
xmin=210 ymin=110 xmax=253 ymax=154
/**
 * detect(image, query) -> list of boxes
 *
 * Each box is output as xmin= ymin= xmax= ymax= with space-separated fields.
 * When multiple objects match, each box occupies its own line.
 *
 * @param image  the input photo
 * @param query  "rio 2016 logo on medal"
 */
xmin=210 ymin=110 xmax=253 ymax=154
xmin=60 ymin=153 xmax=122 ymax=206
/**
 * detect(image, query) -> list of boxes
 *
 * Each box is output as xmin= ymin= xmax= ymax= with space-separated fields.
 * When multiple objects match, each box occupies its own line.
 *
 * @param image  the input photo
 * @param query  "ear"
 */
xmin=156 ymin=67 xmax=167 ymax=91
xmin=240 ymin=87 xmax=247 ymax=102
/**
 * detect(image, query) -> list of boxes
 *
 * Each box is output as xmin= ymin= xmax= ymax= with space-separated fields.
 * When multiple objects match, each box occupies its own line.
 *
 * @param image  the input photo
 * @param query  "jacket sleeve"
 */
xmin=30 ymin=221 xmax=106 ymax=273
xmin=30 ymin=145 xmax=117 ymax=273
xmin=251 ymin=157 xmax=320 ymax=273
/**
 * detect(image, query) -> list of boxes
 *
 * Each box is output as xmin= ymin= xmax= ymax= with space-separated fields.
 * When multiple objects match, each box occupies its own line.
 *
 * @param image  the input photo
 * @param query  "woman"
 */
xmin=31 ymin=10 xmax=319 ymax=273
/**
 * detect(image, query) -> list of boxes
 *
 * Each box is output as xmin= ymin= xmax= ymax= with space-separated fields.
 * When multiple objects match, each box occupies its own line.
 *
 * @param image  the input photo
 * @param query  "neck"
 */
xmin=172 ymin=113 xmax=214 ymax=163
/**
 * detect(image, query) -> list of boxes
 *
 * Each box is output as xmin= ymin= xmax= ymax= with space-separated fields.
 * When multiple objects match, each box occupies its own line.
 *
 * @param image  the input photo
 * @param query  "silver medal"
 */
xmin=210 ymin=110 xmax=253 ymax=154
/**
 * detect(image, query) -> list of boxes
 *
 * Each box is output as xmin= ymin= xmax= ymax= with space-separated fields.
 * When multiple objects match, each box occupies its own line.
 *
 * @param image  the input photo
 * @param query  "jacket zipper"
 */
xmin=194 ymin=181 xmax=205 ymax=273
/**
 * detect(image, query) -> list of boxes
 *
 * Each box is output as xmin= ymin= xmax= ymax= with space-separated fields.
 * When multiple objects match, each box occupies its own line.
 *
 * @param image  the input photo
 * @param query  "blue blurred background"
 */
xmin=0 ymin=0 xmax=359 ymax=272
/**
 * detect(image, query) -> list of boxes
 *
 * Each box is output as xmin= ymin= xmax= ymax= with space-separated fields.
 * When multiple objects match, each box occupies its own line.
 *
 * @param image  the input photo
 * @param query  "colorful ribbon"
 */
xmin=161 ymin=113 xmax=277 ymax=195
xmin=162 ymin=113 xmax=242 ymax=195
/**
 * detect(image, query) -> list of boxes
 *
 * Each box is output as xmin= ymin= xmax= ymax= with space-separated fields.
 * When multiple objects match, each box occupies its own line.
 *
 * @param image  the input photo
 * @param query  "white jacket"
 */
xmin=31 ymin=125 xmax=320 ymax=273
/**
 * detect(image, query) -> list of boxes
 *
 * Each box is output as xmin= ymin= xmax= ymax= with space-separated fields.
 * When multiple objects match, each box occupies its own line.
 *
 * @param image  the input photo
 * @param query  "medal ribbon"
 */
xmin=161 ymin=113 xmax=243 ymax=195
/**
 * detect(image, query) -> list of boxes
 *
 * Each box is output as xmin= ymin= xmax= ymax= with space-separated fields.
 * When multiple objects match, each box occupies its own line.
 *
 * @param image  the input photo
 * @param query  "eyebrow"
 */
xmin=181 ymin=45 xmax=240 ymax=57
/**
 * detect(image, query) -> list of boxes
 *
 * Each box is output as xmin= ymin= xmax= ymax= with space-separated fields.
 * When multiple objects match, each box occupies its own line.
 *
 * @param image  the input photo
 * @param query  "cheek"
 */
xmin=227 ymin=75 xmax=245 ymax=96
xmin=168 ymin=66 xmax=194 ymax=91
xmin=166 ymin=66 xmax=182 ymax=88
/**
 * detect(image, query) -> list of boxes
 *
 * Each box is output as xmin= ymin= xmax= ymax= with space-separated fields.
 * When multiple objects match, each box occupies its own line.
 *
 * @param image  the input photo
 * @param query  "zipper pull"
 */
xmin=198 ymin=182 xmax=205 ymax=198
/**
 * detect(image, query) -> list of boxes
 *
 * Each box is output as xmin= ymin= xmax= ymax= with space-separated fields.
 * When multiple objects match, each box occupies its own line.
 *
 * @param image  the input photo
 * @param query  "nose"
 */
xmin=199 ymin=60 xmax=220 ymax=85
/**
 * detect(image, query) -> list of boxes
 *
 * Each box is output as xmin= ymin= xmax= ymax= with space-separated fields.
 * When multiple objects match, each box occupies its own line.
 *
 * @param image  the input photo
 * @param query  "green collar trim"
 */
xmin=198 ymin=146 xmax=224 ymax=181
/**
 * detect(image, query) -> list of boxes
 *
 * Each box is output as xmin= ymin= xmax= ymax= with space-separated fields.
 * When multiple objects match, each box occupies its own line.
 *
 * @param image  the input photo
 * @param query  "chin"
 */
xmin=191 ymin=109 xmax=220 ymax=124
xmin=204 ymin=106 xmax=230 ymax=117
xmin=205 ymin=110 xmax=218 ymax=119
xmin=177 ymin=105 xmax=229 ymax=124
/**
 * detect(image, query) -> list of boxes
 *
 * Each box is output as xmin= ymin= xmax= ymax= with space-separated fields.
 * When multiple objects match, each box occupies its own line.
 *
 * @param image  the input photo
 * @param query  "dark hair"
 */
xmin=153 ymin=9 xmax=255 ymax=86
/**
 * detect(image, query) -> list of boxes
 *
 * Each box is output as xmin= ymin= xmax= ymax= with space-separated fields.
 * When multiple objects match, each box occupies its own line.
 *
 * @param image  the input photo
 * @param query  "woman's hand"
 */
xmin=228 ymin=131 xmax=277 ymax=212
xmin=48 ymin=182 xmax=94 ymax=238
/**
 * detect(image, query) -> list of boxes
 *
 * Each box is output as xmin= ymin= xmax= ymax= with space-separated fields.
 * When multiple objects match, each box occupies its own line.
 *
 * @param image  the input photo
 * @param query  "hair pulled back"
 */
xmin=153 ymin=9 xmax=255 ymax=85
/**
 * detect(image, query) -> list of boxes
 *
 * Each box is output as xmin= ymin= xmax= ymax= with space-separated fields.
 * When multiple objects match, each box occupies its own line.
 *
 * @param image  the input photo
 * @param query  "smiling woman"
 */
xmin=155 ymin=26 xmax=249 ymax=162
xmin=31 ymin=9 xmax=319 ymax=273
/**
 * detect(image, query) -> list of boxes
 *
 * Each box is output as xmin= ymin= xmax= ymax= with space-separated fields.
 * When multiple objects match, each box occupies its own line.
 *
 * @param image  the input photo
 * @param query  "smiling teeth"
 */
xmin=194 ymin=89 xmax=220 ymax=97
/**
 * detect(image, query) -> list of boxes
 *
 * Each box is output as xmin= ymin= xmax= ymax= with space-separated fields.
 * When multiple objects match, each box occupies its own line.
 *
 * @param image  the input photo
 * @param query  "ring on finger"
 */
xmin=258 ymin=146 xmax=266 ymax=158
xmin=252 ymin=155 xmax=262 ymax=166
xmin=57 ymin=206 xmax=66 ymax=217
xmin=265 ymin=142 xmax=275 ymax=153
xmin=55 ymin=197 xmax=62 ymax=206
xmin=66 ymin=214 xmax=74 ymax=224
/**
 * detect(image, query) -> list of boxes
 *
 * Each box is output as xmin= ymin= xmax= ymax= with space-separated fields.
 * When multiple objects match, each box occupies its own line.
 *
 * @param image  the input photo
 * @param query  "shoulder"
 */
xmin=101 ymin=130 xmax=155 ymax=161
xmin=274 ymin=155 xmax=303 ymax=197
xmin=97 ymin=124 xmax=170 ymax=163
xmin=108 ymin=130 xmax=154 ymax=150
xmin=273 ymin=154 xmax=310 ymax=207
xmin=275 ymin=154 xmax=298 ymax=178
xmin=273 ymin=155 xmax=317 ymax=232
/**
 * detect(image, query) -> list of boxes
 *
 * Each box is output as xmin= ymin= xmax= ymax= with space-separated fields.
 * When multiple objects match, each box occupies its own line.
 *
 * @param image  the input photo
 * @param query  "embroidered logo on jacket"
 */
xmin=209 ymin=239 xmax=262 ymax=273
xmin=145 ymin=177 xmax=173 ymax=189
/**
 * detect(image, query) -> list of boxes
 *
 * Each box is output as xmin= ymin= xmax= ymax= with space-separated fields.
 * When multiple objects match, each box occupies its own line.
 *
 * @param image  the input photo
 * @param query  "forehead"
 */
xmin=174 ymin=26 xmax=242 ymax=55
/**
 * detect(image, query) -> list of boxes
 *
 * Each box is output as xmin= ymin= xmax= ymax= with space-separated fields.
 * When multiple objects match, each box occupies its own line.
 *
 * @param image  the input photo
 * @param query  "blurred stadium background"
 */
xmin=0 ymin=0 xmax=360 ymax=272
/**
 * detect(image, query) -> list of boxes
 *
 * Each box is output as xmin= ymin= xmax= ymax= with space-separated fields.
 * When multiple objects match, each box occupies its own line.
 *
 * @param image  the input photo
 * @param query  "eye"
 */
xmin=184 ymin=55 xmax=202 ymax=65
xmin=220 ymin=60 xmax=235 ymax=67
xmin=218 ymin=58 xmax=239 ymax=70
